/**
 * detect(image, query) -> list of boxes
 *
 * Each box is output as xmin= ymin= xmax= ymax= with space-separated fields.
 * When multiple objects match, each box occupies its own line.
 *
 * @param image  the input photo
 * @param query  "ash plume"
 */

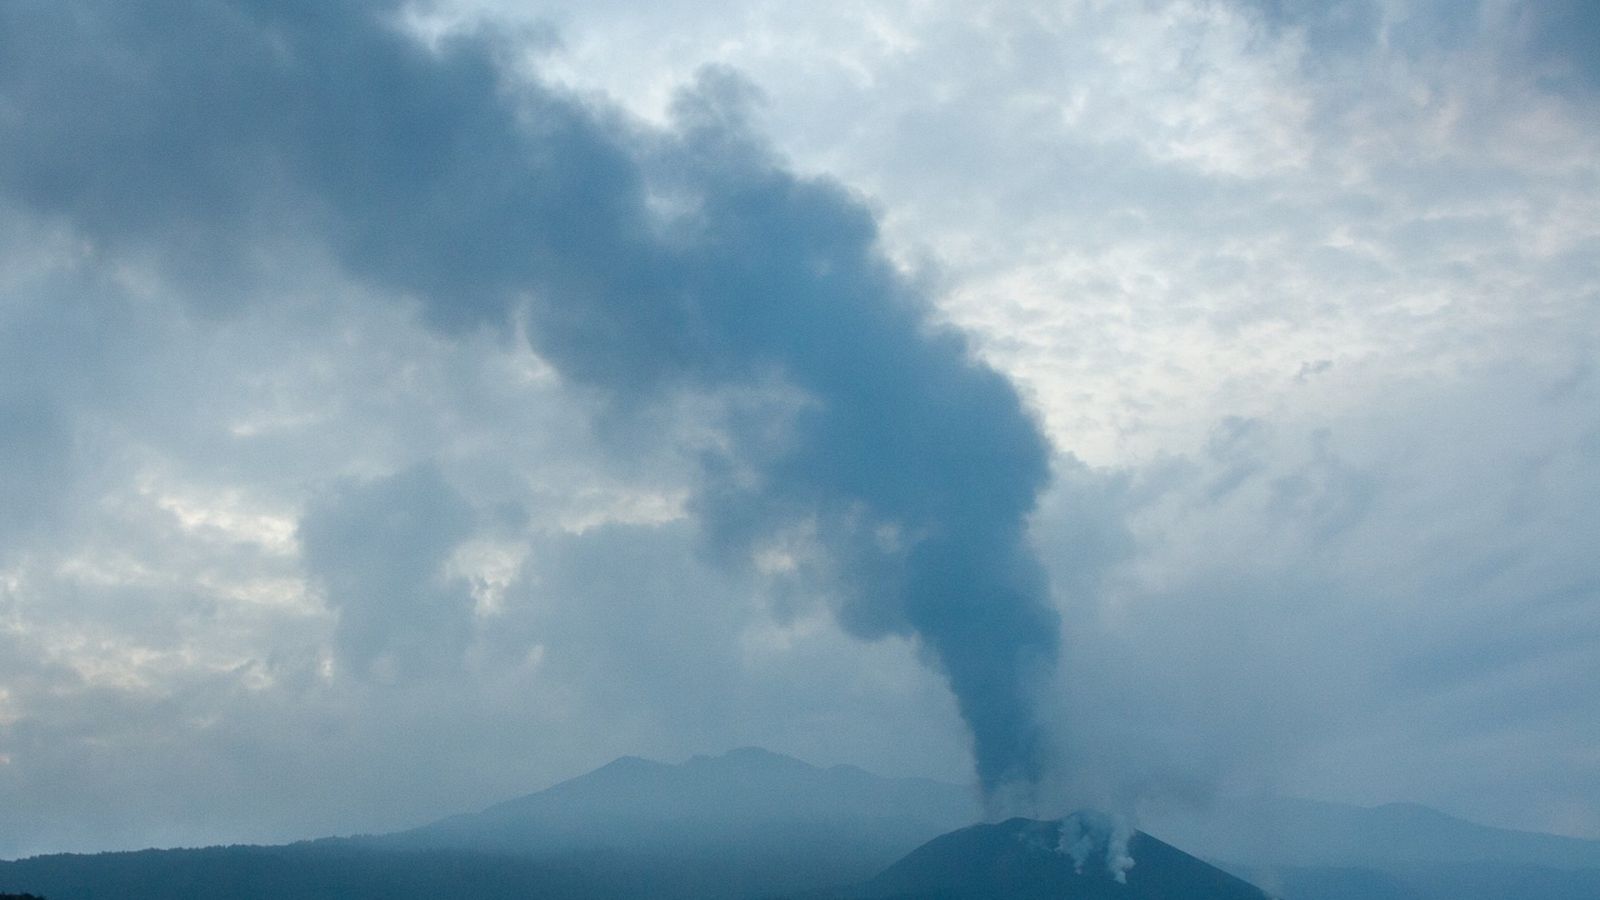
xmin=0 ymin=0 xmax=1061 ymax=795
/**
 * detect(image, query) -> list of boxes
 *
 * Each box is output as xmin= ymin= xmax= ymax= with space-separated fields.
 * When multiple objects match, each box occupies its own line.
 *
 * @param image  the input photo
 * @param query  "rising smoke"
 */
xmin=0 ymin=0 xmax=1061 ymax=795
xmin=1058 ymin=810 xmax=1136 ymax=884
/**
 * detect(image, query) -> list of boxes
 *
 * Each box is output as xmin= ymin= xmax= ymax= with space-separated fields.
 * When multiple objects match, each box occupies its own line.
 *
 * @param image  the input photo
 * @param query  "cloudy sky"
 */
xmin=2 ymin=0 xmax=1598 ymax=859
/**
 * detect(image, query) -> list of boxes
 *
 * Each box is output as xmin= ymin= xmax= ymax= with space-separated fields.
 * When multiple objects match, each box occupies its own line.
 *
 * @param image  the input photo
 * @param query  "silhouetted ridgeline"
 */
xmin=1 ymin=817 xmax=1279 ymax=900
xmin=0 ymin=844 xmax=615 ymax=900
xmin=10 ymin=753 xmax=1600 ymax=900
xmin=0 ymin=827 xmax=1276 ymax=900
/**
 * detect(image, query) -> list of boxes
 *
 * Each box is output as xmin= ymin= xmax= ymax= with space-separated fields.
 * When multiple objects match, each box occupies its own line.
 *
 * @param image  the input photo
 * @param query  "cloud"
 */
xmin=299 ymin=464 xmax=477 ymax=681
xmin=0 ymin=0 xmax=1062 ymax=803
xmin=0 ymin=397 xmax=70 ymax=550
xmin=1 ymin=0 xmax=1598 ymax=855
xmin=1517 ymin=0 xmax=1600 ymax=96
xmin=1033 ymin=351 xmax=1600 ymax=832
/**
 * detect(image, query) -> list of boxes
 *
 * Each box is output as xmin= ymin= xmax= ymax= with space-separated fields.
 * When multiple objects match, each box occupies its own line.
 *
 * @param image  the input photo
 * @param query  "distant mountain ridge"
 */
xmin=1143 ymin=794 xmax=1600 ymax=870
xmin=403 ymin=746 xmax=975 ymax=852
xmin=1144 ymin=795 xmax=1600 ymax=900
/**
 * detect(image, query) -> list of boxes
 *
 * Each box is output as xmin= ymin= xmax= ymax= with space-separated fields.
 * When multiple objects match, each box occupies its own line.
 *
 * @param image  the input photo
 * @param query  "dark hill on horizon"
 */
xmin=0 ymin=844 xmax=606 ymax=900
xmin=837 ymin=815 xmax=1273 ymax=900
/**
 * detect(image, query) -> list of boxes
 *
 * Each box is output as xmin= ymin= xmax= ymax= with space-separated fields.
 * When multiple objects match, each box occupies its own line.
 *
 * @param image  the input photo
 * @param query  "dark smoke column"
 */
xmin=0 ymin=0 xmax=1062 ymax=797
xmin=514 ymin=83 xmax=1065 ymax=795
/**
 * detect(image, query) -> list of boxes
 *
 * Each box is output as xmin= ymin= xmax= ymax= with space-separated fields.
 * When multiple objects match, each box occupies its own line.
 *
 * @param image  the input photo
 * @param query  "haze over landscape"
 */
xmin=1 ymin=0 xmax=1598 ymax=897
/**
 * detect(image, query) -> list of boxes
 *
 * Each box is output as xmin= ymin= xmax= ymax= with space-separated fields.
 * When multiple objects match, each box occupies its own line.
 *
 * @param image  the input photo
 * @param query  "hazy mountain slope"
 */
xmin=1228 ymin=860 xmax=1600 ymax=900
xmin=1 ymin=748 xmax=982 ymax=900
xmin=387 ymin=746 xmax=978 ymax=894
xmin=850 ymin=816 xmax=1273 ymax=900
xmin=1387 ymin=860 xmax=1600 ymax=900
xmin=1240 ymin=864 xmax=1412 ymax=900
xmin=407 ymin=747 xmax=976 ymax=848
xmin=1143 ymin=796 xmax=1600 ymax=870
xmin=1147 ymin=797 xmax=1600 ymax=900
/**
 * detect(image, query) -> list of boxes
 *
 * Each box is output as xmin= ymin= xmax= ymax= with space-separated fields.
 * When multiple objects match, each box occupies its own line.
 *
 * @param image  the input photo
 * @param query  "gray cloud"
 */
xmin=1033 ymin=351 xmax=1600 ymax=832
xmin=1244 ymin=0 xmax=1600 ymax=99
xmin=1517 ymin=0 xmax=1600 ymax=95
xmin=1 ymin=0 xmax=1598 ymax=858
xmin=0 ymin=397 xmax=69 ymax=550
xmin=0 ymin=0 xmax=1059 ymax=796
xmin=300 ymin=464 xmax=477 ymax=681
xmin=1243 ymin=0 xmax=1385 ymax=56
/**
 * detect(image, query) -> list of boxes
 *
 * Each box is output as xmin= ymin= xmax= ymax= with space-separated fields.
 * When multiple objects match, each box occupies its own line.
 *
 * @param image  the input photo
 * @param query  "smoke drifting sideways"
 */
xmin=0 ymin=0 xmax=1061 ymax=796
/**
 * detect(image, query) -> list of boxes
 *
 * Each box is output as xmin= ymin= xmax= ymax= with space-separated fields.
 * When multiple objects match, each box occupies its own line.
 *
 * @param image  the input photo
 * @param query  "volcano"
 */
xmin=849 ymin=814 xmax=1274 ymax=900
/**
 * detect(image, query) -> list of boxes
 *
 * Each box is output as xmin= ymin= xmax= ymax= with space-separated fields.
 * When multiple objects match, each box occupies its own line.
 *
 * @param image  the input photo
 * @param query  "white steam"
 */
xmin=1057 ymin=810 xmax=1137 ymax=884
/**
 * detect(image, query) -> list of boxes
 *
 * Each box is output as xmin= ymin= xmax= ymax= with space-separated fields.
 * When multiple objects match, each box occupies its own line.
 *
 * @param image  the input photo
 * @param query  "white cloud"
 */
xmin=0 ymin=0 xmax=1596 ymax=855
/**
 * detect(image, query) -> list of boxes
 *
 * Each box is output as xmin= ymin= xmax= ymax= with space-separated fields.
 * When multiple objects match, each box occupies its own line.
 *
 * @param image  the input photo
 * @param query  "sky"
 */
xmin=1 ymin=0 xmax=1598 ymax=859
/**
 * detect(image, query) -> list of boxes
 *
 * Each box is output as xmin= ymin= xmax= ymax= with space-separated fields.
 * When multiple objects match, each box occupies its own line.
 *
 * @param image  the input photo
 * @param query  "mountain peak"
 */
xmin=397 ymin=745 xmax=981 ymax=895
xmin=595 ymin=754 xmax=664 ymax=772
xmin=688 ymin=746 xmax=817 ymax=772
xmin=1370 ymin=801 xmax=1451 ymax=819
xmin=861 ymin=815 xmax=1272 ymax=899
xmin=724 ymin=745 xmax=802 ymax=762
